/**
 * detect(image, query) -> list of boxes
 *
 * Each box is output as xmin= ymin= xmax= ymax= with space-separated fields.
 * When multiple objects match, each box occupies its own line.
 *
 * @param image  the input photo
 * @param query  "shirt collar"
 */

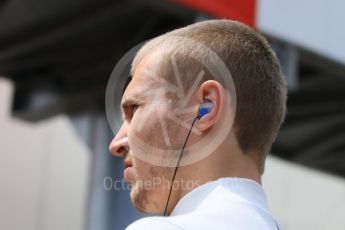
xmin=171 ymin=177 xmax=269 ymax=216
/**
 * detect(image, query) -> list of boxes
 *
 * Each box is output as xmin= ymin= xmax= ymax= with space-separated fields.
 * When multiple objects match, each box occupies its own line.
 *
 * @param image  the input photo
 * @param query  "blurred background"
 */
xmin=0 ymin=0 xmax=344 ymax=229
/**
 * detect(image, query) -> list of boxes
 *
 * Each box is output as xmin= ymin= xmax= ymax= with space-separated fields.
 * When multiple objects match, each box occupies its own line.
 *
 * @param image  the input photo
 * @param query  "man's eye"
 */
xmin=132 ymin=104 xmax=139 ymax=113
xmin=121 ymin=103 xmax=141 ymax=121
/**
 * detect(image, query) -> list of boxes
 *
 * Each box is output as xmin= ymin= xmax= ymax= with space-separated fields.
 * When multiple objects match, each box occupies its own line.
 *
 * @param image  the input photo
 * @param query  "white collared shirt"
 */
xmin=126 ymin=178 xmax=280 ymax=230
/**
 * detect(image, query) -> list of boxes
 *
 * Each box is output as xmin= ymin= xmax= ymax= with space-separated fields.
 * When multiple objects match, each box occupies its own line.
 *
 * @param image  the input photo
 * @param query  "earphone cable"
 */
xmin=163 ymin=115 xmax=200 ymax=216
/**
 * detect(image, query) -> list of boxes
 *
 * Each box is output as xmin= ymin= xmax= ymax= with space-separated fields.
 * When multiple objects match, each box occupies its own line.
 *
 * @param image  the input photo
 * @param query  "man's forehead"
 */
xmin=124 ymin=50 xmax=174 ymax=106
xmin=122 ymin=69 xmax=162 ymax=102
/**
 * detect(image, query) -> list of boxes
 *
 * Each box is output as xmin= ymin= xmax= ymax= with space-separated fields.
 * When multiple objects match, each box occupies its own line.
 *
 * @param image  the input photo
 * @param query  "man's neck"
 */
xmin=164 ymin=150 xmax=261 ymax=215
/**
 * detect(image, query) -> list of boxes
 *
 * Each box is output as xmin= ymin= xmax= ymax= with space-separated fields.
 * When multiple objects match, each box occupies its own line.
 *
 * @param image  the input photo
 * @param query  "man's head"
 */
xmin=109 ymin=19 xmax=287 ymax=214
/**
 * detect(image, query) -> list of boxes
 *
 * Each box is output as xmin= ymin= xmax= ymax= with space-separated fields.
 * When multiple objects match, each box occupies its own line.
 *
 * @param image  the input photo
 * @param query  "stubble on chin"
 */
xmin=129 ymin=165 xmax=173 ymax=213
xmin=130 ymin=181 xmax=150 ymax=212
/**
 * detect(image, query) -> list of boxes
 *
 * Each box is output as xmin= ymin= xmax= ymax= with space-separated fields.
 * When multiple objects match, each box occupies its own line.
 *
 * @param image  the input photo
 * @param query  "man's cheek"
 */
xmin=131 ymin=117 xmax=165 ymax=149
xmin=134 ymin=160 xmax=150 ymax=183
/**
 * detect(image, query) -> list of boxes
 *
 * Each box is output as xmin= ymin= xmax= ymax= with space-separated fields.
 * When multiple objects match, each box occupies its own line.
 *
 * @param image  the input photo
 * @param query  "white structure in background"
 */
xmin=0 ymin=78 xmax=91 ymax=230
xmin=263 ymin=156 xmax=345 ymax=230
xmin=258 ymin=0 xmax=345 ymax=65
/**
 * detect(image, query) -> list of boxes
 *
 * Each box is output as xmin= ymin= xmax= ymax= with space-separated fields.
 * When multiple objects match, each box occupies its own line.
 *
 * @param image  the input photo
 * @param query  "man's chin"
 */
xmin=129 ymin=183 xmax=161 ymax=214
xmin=130 ymin=185 xmax=148 ymax=213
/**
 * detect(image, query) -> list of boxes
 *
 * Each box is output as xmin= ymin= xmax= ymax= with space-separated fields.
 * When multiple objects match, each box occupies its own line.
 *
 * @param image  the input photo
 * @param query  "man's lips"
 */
xmin=124 ymin=160 xmax=133 ymax=182
xmin=124 ymin=159 xmax=133 ymax=170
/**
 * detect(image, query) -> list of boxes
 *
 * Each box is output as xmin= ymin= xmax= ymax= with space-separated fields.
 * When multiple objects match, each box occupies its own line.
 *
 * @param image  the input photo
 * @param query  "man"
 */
xmin=109 ymin=19 xmax=286 ymax=229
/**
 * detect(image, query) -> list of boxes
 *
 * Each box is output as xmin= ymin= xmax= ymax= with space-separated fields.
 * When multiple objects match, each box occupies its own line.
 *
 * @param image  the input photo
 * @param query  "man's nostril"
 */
xmin=117 ymin=146 xmax=124 ymax=153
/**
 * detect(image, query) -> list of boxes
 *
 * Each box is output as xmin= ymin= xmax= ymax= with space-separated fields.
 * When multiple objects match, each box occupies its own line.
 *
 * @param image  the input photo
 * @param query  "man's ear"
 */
xmin=197 ymin=80 xmax=225 ymax=131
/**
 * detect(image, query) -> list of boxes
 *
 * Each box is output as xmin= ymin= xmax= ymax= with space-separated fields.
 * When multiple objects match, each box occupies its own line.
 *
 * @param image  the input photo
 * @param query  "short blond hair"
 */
xmin=131 ymin=19 xmax=287 ymax=172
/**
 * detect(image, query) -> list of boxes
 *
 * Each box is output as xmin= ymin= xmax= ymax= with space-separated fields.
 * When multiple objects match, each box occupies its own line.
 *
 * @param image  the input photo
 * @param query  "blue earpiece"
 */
xmin=198 ymin=100 xmax=213 ymax=118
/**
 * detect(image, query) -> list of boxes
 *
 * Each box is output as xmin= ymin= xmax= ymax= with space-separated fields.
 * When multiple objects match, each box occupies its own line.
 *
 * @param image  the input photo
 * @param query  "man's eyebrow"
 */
xmin=121 ymin=95 xmax=141 ymax=108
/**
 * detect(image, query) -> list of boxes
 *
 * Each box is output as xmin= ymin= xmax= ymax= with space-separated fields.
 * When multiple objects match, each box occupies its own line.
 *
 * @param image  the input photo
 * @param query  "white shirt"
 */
xmin=126 ymin=178 xmax=280 ymax=230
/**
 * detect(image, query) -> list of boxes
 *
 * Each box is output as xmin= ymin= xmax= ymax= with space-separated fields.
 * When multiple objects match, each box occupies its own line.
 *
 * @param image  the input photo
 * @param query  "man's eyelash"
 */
xmin=121 ymin=103 xmax=140 ymax=121
xmin=132 ymin=104 xmax=139 ymax=110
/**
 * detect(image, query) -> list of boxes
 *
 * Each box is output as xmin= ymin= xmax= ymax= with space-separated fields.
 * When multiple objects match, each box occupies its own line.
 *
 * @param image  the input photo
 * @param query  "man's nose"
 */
xmin=109 ymin=123 xmax=129 ymax=157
